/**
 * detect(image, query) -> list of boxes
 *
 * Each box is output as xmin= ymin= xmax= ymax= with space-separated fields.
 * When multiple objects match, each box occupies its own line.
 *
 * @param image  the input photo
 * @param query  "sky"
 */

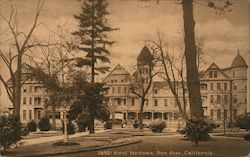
xmin=0 ymin=0 xmax=249 ymax=75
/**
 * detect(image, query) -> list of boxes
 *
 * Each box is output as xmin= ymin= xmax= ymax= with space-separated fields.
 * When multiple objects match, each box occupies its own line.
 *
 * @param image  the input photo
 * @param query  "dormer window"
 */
xmin=209 ymin=70 xmax=217 ymax=78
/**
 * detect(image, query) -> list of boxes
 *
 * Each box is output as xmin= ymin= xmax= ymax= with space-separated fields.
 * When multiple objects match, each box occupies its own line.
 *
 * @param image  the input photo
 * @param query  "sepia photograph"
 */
xmin=0 ymin=0 xmax=249 ymax=157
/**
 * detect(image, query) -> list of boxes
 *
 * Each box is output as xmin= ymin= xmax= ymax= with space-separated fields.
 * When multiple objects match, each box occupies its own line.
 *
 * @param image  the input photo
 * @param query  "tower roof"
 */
xmin=137 ymin=46 xmax=153 ymax=65
xmin=231 ymin=50 xmax=248 ymax=68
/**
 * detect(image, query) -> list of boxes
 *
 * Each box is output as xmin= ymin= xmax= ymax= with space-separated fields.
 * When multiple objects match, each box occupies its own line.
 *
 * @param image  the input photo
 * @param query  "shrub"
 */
xmin=38 ymin=117 xmax=51 ymax=131
xmin=244 ymin=133 xmax=250 ymax=141
xmin=235 ymin=115 xmax=250 ymax=131
xmin=148 ymin=120 xmax=167 ymax=133
xmin=0 ymin=115 xmax=22 ymax=150
xmin=184 ymin=118 xmax=216 ymax=146
xmin=27 ymin=121 xmax=37 ymax=132
xmin=21 ymin=126 xmax=29 ymax=136
xmin=133 ymin=121 xmax=139 ymax=129
xmin=61 ymin=121 xmax=76 ymax=135
xmin=76 ymin=112 xmax=90 ymax=132
xmin=104 ymin=121 xmax=112 ymax=129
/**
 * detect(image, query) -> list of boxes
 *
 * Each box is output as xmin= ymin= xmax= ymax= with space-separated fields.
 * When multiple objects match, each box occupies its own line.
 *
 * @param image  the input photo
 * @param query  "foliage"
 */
xmin=104 ymin=121 xmax=112 ymax=129
xmin=133 ymin=121 xmax=139 ymax=129
xmin=0 ymin=115 xmax=22 ymax=150
xmin=70 ymin=77 xmax=110 ymax=132
xmin=184 ymin=118 xmax=216 ymax=145
xmin=61 ymin=121 xmax=76 ymax=135
xmin=76 ymin=112 xmax=90 ymax=132
xmin=235 ymin=115 xmax=250 ymax=131
xmin=148 ymin=120 xmax=167 ymax=133
xmin=21 ymin=126 xmax=29 ymax=136
xmin=26 ymin=121 xmax=37 ymax=132
xmin=244 ymin=133 xmax=250 ymax=141
xmin=38 ymin=117 xmax=51 ymax=131
xmin=72 ymin=0 xmax=117 ymax=75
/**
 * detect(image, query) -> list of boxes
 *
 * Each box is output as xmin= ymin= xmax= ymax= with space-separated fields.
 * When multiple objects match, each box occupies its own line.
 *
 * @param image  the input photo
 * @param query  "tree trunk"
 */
xmin=51 ymin=105 xmax=56 ymax=130
xmin=182 ymin=0 xmax=203 ymax=119
xmin=139 ymin=98 xmax=145 ymax=130
xmin=13 ymin=57 xmax=22 ymax=117
xmin=89 ymin=108 xmax=95 ymax=134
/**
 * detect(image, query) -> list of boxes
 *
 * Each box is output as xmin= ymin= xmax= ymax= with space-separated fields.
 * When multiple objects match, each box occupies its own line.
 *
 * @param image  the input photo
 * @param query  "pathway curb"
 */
xmin=13 ymin=138 xmax=141 ymax=157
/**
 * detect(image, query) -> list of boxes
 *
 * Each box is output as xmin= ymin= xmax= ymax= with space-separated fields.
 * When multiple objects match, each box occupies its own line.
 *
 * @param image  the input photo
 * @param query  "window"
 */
xmin=233 ymin=95 xmax=237 ymax=103
xmin=210 ymin=95 xmax=214 ymax=103
xmin=224 ymin=83 xmax=227 ymax=90
xmin=145 ymin=68 xmax=148 ymax=74
xmin=154 ymin=99 xmax=158 ymax=107
xmin=112 ymin=87 xmax=115 ymax=94
xmin=23 ymin=88 xmax=27 ymax=93
xmin=209 ymin=71 xmax=213 ymax=78
xmin=124 ymin=87 xmax=127 ymax=94
xmin=114 ymin=80 xmax=117 ymax=83
xmin=23 ymin=97 xmax=27 ymax=105
xmin=217 ymin=109 xmax=221 ymax=120
xmin=164 ymin=99 xmax=168 ymax=106
xmin=121 ymin=79 xmax=124 ymax=83
xmin=200 ymin=84 xmax=207 ymax=90
xmin=140 ymin=68 xmax=144 ymax=74
xmin=131 ymin=98 xmax=135 ymax=106
xmin=118 ymin=87 xmax=121 ymax=94
xmin=29 ymin=110 xmax=32 ymax=120
xmin=210 ymin=110 xmax=214 ymax=119
xmin=23 ymin=110 xmax=27 ymax=120
xmin=118 ymin=99 xmax=121 ymax=105
xmin=34 ymin=86 xmax=39 ymax=93
xmin=29 ymin=97 xmax=32 ymax=105
xmin=224 ymin=110 xmax=227 ymax=119
xmin=37 ymin=110 xmax=41 ymax=120
xmin=233 ymin=85 xmax=237 ymax=90
xmin=111 ymin=80 xmax=114 ymax=83
xmin=216 ymin=95 xmax=221 ymax=104
xmin=154 ymin=89 xmax=158 ymax=94
xmin=224 ymin=95 xmax=228 ymax=104
xmin=35 ymin=98 xmax=41 ymax=105
xmin=210 ymin=83 xmax=213 ymax=90
xmin=217 ymin=83 xmax=221 ymax=90
xmin=124 ymin=99 xmax=126 ymax=105
xmin=29 ymin=86 xmax=32 ymax=92
xmin=214 ymin=71 xmax=217 ymax=78
xmin=209 ymin=71 xmax=217 ymax=78
xmin=233 ymin=109 xmax=237 ymax=119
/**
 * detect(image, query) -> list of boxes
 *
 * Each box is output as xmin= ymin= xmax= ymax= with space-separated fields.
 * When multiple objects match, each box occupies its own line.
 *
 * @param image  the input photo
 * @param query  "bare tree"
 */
xmin=30 ymin=30 xmax=76 ymax=130
xmin=0 ymin=0 xmax=45 ymax=117
xmin=130 ymin=46 xmax=156 ymax=129
xmin=147 ymin=32 xmax=188 ymax=120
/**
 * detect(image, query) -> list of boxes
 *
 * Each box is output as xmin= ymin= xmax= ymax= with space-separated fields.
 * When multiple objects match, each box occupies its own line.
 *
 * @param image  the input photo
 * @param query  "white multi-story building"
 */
xmin=103 ymin=46 xmax=185 ymax=127
xmin=6 ymin=63 xmax=64 ymax=123
xmin=199 ymin=51 xmax=248 ymax=126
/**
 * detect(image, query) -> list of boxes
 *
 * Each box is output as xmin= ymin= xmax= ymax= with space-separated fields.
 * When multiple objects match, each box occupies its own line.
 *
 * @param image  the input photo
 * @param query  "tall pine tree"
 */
xmin=73 ymin=0 xmax=117 ymax=133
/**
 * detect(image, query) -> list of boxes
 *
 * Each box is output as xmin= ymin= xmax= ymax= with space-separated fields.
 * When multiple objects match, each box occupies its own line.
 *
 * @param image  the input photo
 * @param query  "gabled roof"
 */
xmin=199 ymin=63 xmax=230 ymax=79
xmin=231 ymin=51 xmax=248 ymax=68
xmin=7 ymin=63 xmax=37 ymax=83
xmin=137 ymin=46 xmax=153 ymax=65
xmin=103 ymin=64 xmax=133 ymax=82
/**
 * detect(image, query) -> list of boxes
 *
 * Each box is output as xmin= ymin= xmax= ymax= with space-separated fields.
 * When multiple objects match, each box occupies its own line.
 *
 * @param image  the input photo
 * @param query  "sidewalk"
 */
xmin=20 ymin=129 xmax=105 ymax=146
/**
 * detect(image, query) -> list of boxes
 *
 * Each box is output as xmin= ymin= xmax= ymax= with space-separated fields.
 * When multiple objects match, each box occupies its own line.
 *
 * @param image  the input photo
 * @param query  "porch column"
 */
xmin=161 ymin=112 xmax=164 ymax=120
xmin=167 ymin=112 xmax=170 ymax=124
xmin=152 ymin=112 xmax=154 ymax=120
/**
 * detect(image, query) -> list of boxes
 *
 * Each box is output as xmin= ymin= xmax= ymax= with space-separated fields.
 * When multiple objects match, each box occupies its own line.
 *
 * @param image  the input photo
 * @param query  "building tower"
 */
xmin=230 ymin=51 xmax=248 ymax=117
xmin=136 ymin=46 xmax=153 ymax=85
